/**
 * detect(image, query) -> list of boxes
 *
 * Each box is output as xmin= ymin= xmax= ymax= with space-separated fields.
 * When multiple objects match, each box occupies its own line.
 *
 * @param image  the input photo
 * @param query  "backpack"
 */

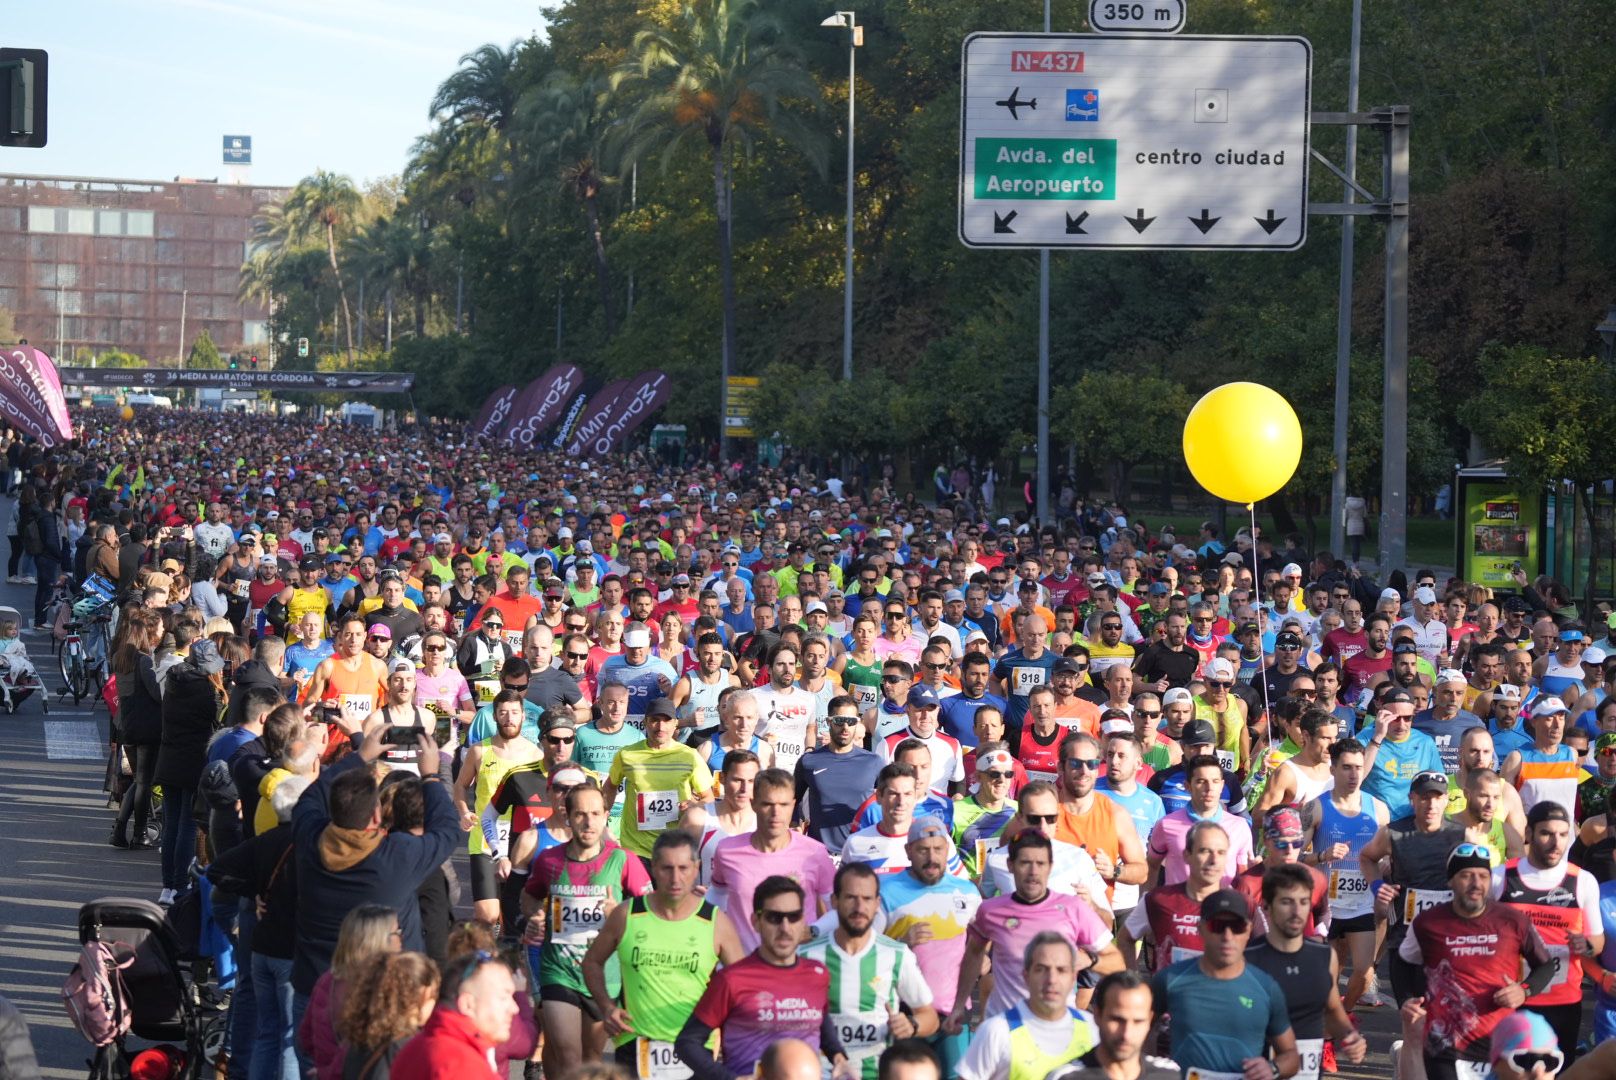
xmin=62 ymin=939 xmax=135 ymax=1047
xmin=21 ymin=510 xmax=44 ymax=556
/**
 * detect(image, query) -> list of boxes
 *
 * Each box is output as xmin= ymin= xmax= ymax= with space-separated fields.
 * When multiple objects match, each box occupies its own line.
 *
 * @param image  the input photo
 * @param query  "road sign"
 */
xmin=725 ymin=376 xmax=760 ymax=438
xmin=223 ymin=135 xmax=252 ymax=165
xmin=0 ymin=48 xmax=47 ymax=149
xmin=1088 ymin=0 xmax=1185 ymax=34
xmin=959 ymin=33 xmax=1311 ymax=251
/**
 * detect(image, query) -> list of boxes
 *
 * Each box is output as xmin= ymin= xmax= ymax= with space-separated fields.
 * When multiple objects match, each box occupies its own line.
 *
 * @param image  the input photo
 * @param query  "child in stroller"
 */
xmin=0 ymin=606 xmax=46 ymax=713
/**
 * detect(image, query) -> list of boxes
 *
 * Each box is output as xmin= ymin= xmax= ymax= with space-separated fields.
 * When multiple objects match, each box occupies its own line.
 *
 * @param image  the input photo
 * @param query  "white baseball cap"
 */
xmin=1205 ymin=658 xmax=1235 ymax=682
xmin=1436 ymin=668 xmax=1466 ymax=686
xmin=1281 ymin=563 xmax=1302 ymax=578
xmin=1531 ymin=696 xmax=1569 ymax=717
xmin=1413 ymin=586 xmax=1438 ymax=605
xmin=1163 ymin=687 xmax=1195 ymax=707
xmin=1101 ymin=716 xmax=1134 ymax=736
xmin=622 ymin=629 xmax=651 ymax=649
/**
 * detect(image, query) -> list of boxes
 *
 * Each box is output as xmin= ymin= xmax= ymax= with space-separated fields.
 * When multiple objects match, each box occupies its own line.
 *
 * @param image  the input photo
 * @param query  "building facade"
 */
xmin=0 ymin=173 xmax=288 ymax=364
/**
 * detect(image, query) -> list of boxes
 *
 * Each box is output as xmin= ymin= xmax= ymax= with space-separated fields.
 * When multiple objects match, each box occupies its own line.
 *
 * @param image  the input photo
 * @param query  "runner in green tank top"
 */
xmin=837 ymin=617 xmax=886 ymax=716
xmin=583 ymin=831 xmax=745 ymax=1078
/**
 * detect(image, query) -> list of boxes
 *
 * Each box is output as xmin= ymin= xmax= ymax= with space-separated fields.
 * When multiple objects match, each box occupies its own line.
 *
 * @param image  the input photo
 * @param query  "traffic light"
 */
xmin=296 ymin=337 xmax=310 ymax=359
xmin=250 ymin=354 xmax=259 ymax=369
xmin=229 ymin=354 xmax=239 ymax=370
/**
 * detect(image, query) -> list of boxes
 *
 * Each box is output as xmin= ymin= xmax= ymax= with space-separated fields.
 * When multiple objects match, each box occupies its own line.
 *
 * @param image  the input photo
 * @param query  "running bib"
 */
xmin=474 ymin=678 xmax=500 ymax=704
xmin=836 ymin=1018 xmax=886 ymax=1059
xmin=339 ymin=694 xmax=373 ymax=724
xmin=1295 ymin=1038 xmax=1325 ymax=1080
xmin=503 ymin=629 xmax=526 ymax=652
xmin=1170 ymin=945 xmax=1203 ymax=964
xmin=1403 ymin=887 xmax=1453 ymax=923
xmin=549 ymin=895 xmax=608 ymax=945
xmin=1215 ymin=749 xmax=1236 ymax=773
xmin=492 ymin=818 xmax=512 ymax=859
xmin=634 ymin=1039 xmax=692 ymax=1080
xmin=1544 ymin=943 xmax=1571 ymax=992
xmin=1185 ymin=1070 xmax=1244 ymax=1080
xmin=1013 ymin=667 xmax=1043 ymax=695
xmin=636 ymin=790 xmax=679 ymax=832
xmin=853 ymin=683 xmax=879 ymax=711
xmin=1328 ymin=868 xmax=1370 ymax=914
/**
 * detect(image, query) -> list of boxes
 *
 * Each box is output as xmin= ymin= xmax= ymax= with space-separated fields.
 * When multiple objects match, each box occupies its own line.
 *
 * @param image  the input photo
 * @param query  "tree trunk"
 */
xmin=583 ymin=192 xmax=615 ymax=336
xmin=325 ymin=221 xmax=357 ymax=364
xmin=713 ymin=144 xmax=737 ymax=463
xmin=1580 ymin=485 xmax=1600 ymax=623
xmin=1267 ymin=490 xmax=1302 ymax=537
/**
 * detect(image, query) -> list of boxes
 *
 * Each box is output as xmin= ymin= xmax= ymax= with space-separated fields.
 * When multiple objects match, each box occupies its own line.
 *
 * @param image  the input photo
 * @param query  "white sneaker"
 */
xmin=157 ymin=888 xmax=175 ymax=907
xmin=4 ymin=576 xmax=18 ymax=584
xmin=19 ymin=576 xmax=35 ymax=584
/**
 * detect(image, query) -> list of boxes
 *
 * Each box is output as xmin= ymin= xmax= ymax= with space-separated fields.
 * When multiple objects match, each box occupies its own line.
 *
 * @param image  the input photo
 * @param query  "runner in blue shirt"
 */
xmin=1361 ymin=689 xmax=1443 ymax=820
xmin=939 ymin=652 xmax=1006 ymax=749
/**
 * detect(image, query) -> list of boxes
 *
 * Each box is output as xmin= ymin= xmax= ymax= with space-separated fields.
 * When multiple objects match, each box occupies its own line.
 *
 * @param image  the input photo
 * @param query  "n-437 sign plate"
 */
xmin=959 ymin=33 xmax=1312 ymax=250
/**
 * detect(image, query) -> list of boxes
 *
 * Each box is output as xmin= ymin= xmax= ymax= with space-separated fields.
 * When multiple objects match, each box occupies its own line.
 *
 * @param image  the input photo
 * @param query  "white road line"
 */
xmin=43 ymin=721 xmax=103 ymax=760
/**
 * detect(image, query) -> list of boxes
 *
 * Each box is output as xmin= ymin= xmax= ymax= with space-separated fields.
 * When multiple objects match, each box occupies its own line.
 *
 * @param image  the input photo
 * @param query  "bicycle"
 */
xmin=60 ymin=593 xmax=113 ymax=706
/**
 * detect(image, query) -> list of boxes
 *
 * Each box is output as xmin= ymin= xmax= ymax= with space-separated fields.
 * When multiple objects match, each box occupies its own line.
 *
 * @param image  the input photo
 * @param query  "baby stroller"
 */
xmin=70 ymin=896 xmax=226 ymax=1080
xmin=0 ymin=604 xmax=48 ymax=713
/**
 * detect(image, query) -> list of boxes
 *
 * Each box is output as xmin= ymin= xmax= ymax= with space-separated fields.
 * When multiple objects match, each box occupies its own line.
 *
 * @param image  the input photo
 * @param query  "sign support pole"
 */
xmin=1328 ymin=0 xmax=1361 ymax=560
xmin=1036 ymin=0 xmax=1052 ymax=527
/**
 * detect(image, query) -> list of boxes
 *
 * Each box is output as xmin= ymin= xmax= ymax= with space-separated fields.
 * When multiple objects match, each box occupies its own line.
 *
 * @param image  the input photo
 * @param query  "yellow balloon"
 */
xmin=1182 ymin=382 xmax=1302 ymax=505
xmin=120 ymin=405 xmax=135 ymax=421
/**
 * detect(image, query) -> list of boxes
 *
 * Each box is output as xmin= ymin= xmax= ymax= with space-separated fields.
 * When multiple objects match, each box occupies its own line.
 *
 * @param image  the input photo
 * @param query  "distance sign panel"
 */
xmin=959 ymin=33 xmax=1311 ymax=250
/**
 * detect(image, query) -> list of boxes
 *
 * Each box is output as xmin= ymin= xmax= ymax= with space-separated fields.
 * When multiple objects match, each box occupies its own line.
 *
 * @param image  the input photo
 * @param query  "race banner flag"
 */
xmin=502 ymin=364 xmax=585 ymax=448
xmin=584 ymin=370 xmax=671 ymax=457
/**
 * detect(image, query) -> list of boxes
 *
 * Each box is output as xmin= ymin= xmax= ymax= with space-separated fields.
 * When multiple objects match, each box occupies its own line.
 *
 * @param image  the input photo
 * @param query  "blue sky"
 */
xmin=6 ymin=0 xmax=545 ymax=188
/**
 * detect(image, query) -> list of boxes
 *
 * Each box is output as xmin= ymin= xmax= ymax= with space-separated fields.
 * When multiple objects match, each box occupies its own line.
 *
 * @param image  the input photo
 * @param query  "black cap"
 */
xmin=1181 ymin=718 xmax=1217 ymax=746
xmin=1052 ymin=657 xmax=1084 ymax=676
xmin=1275 ymin=631 xmax=1304 ymax=648
xmin=1526 ymin=801 xmax=1571 ymax=829
xmin=1502 ymin=595 xmax=1532 ymax=613
xmin=1410 ymin=770 xmax=1449 ymax=796
xmin=1200 ymin=889 xmax=1251 ymax=924
xmin=1380 ymin=688 xmax=1415 ymax=707
xmin=298 ymin=555 xmax=321 ymax=572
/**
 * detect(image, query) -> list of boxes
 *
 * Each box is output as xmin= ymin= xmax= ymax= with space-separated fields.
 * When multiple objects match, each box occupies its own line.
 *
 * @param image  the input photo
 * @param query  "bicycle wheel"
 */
xmin=58 ymin=642 xmax=86 ymax=703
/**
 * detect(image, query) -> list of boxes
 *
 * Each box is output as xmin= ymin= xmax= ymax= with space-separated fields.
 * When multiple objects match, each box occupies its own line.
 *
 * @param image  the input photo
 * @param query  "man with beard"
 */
xmin=1132 ymin=613 xmax=1198 ymax=692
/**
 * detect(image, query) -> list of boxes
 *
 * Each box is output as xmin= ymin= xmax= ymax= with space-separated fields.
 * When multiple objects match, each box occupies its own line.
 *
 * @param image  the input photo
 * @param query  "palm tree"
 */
xmin=612 ymin=0 xmax=825 ymax=459
xmin=281 ymin=170 xmax=362 ymax=363
xmin=431 ymin=42 xmax=524 ymax=134
xmin=346 ymin=212 xmax=434 ymax=345
xmin=516 ymin=74 xmax=618 ymax=334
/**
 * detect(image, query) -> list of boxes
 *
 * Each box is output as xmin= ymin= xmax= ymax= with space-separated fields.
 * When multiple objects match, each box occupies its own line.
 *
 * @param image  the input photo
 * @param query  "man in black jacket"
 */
xmin=289 ymin=719 xmax=458 ymax=1032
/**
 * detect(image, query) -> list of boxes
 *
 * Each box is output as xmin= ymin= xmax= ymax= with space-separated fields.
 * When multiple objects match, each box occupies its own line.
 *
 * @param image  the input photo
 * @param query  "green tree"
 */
xmin=1054 ymin=372 xmax=1194 ymax=504
xmin=187 ymin=330 xmax=225 ymax=369
xmin=431 ymin=42 xmax=525 ymax=133
xmin=613 ymin=0 xmax=826 ymax=457
xmin=281 ymin=170 xmax=363 ymax=364
xmin=1460 ymin=345 xmax=1616 ymax=620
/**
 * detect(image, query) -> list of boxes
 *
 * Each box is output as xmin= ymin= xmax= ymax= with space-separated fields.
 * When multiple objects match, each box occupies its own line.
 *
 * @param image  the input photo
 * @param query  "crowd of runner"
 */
xmin=7 ymin=407 xmax=1616 ymax=1080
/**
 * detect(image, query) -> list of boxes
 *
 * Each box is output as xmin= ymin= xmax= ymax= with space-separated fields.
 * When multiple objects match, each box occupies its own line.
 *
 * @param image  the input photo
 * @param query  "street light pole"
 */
xmin=822 ymin=11 xmax=860 ymax=382
xmin=1036 ymin=0 xmax=1051 ymax=525
xmin=1328 ymin=0 xmax=1362 ymax=559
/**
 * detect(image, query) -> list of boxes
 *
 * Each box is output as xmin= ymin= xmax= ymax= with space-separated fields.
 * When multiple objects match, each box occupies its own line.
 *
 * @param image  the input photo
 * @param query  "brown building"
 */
xmin=0 ymin=172 xmax=289 ymax=364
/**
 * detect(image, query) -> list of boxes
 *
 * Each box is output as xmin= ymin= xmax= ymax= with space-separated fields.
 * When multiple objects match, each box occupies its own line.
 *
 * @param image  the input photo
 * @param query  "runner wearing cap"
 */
xmin=947 ymin=829 xmax=1118 ymax=1030
xmin=1487 ymin=684 xmax=1533 ymax=758
xmin=1193 ymin=658 xmax=1251 ymax=775
xmin=1536 ymin=627 xmax=1590 ymax=701
xmin=603 ymin=696 xmax=713 ymax=862
xmin=878 ymin=817 xmax=983 ymax=1075
xmin=273 ymin=554 xmax=333 ymax=641
xmin=795 ymin=695 xmax=885 ymax=854
xmin=881 ymin=683 xmax=965 ymax=796
xmin=1232 ymin=809 xmax=1330 ymax=938
xmin=1579 ymin=731 xmax=1616 ymax=819
xmin=1361 ymin=688 xmax=1443 ymax=820
xmin=1492 ymin=801 xmax=1602 ymax=1054
xmin=1503 ymin=697 xmax=1581 ymax=819
xmin=1144 ymin=688 xmax=1194 ymax=772
xmin=1245 ymin=865 xmax=1366 ymax=1080
xmin=954 ymin=744 xmax=1019 ymax=878
xmin=1395 ymin=586 xmax=1450 ymax=666
xmin=583 ymin=830 xmax=746 ymax=1079
xmin=454 ymin=688 xmax=543 ymax=927
xmin=1358 ymin=768 xmax=1468 ymax=1003
xmin=1148 ymin=888 xmax=1300 ymax=1080
xmin=1122 ymin=819 xmax=1230 ymax=971
xmin=1399 ymin=840 xmax=1554 ymax=1079
xmin=598 ymin=622 xmax=678 ymax=732
xmin=1049 ymin=657 xmax=1104 ymax=735
xmin=1414 ymin=669 xmax=1483 ymax=774
xmin=1146 ymin=720 xmax=1245 ymax=816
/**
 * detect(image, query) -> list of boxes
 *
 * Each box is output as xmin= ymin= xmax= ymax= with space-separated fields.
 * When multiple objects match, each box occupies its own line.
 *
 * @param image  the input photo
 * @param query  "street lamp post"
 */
xmin=821 ymin=11 xmax=860 ymax=382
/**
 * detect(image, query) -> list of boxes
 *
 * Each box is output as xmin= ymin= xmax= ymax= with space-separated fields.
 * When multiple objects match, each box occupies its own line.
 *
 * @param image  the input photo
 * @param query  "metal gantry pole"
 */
xmin=1328 ymin=0 xmax=1362 ymax=559
xmin=842 ymin=24 xmax=856 ymax=381
xmin=1379 ymin=106 xmax=1411 ymax=573
xmin=1036 ymin=0 xmax=1051 ymax=525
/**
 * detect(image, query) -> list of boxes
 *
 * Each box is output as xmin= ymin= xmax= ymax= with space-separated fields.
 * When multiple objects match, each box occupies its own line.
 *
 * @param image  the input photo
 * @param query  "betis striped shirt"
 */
xmin=798 ymin=932 xmax=933 ymax=1079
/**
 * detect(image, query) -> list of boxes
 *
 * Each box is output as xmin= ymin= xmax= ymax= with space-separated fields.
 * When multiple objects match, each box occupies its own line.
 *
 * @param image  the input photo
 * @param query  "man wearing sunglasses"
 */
xmin=1149 ymin=888 xmax=1300 ymax=1080
xmin=677 ymin=876 xmax=852 ymax=1080
xmin=1399 ymin=841 xmax=1556 ymax=1080
xmin=1231 ymin=809 xmax=1330 ymax=939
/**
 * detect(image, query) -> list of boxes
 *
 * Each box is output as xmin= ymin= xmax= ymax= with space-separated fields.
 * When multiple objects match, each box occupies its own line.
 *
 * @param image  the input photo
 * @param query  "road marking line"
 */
xmin=43 ymin=721 xmax=103 ymax=760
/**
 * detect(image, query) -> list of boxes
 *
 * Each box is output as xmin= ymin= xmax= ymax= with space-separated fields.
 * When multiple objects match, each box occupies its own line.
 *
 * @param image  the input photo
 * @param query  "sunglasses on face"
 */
xmin=368 ymin=634 xmax=390 ymax=643
xmin=565 ymin=651 xmax=590 ymax=661
xmin=1136 ymin=710 xmax=1162 ymax=720
xmin=423 ymin=644 xmax=447 ymax=653
xmin=1206 ymin=680 xmax=1232 ymax=689
xmin=1291 ymin=688 xmax=1317 ymax=698
xmin=759 ymin=908 xmax=805 ymax=926
xmin=1268 ymin=839 xmax=1303 ymax=851
xmin=981 ymin=770 xmax=1012 ymax=780
xmin=1066 ymin=757 xmax=1102 ymax=771
xmin=1205 ymin=919 xmax=1248 ymax=936
xmin=882 ymin=674 xmax=907 ymax=684
xmin=829 ymin=716 xmax=859 ymax=727
xmin=546 ymin=735 xmax=575 ymax=745
xmin=1024 ymin=813 xmax=1059 ymax=825
xmin=503 ymin=682 xmax=530 ymax=692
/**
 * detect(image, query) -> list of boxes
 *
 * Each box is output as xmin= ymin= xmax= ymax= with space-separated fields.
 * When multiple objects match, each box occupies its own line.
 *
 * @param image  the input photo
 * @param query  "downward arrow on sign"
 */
xmin=994 ymin=210 xmax=1018 ymax=234
xmin=1255 ymin=209 xmax=1287 ymax=234
xmin=1124 ymin=208 xmax=1155 ymax=234
xmin=1189 ymin=209 xmax=1220 ymax=234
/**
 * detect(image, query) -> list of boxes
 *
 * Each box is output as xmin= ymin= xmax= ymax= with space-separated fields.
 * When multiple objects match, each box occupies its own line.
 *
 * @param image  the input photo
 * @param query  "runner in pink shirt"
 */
xmin=707 ymin=767 xmax=836 ymax=952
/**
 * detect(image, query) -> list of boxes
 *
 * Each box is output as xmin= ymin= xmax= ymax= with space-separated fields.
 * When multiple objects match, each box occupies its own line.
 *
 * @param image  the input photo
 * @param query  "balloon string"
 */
xmin=1249 ymin=501 xmax=1274 ymax=772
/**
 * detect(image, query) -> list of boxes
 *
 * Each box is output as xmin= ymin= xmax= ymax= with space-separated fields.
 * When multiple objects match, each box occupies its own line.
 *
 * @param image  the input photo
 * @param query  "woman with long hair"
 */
xmin=154 ymin=636 xmax=228 ymax=904
xmin=298 ymin=904 xmax=401 ymax=1080
xmin=335 ymin=953 xmax=438 ymax=1080
xmin=110 ymin=607 xmax=166 ymax=850
xmin=656 ymin=610 xmax=686 ymax=671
